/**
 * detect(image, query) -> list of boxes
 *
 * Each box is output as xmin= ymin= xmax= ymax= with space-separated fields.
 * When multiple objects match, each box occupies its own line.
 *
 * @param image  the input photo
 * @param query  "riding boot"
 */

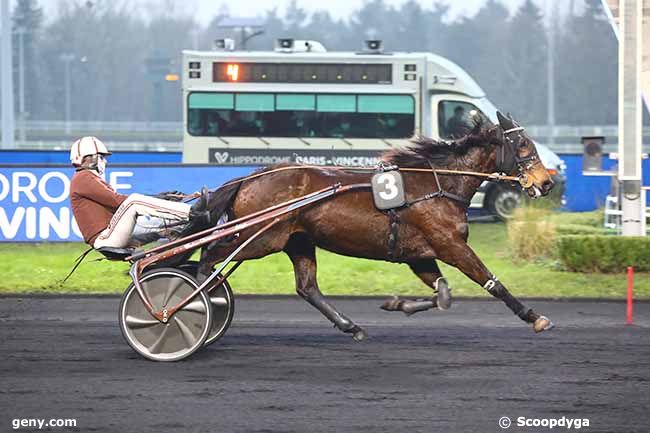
xmin=177 ymin=206 xmax=212 ymax=238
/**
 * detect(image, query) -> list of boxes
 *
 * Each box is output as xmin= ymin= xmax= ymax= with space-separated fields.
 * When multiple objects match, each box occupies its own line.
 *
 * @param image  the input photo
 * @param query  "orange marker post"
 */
xmin=627 ymin=266 xmax=634 ymax=325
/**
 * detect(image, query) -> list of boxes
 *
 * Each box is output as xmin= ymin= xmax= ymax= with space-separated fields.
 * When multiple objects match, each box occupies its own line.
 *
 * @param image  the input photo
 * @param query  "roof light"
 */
xmin=213 ymin=38 xmax=235 ymax=51
xmin=364 ymin=40 xmax=383 ymax=54
xmin=275 ymin=38 xmax=294 ymax=52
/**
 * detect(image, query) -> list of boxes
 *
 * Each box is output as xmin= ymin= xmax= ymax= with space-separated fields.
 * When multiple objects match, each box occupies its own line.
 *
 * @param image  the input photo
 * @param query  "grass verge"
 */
xmin=1 ymin=221 xmax=647 ymax=298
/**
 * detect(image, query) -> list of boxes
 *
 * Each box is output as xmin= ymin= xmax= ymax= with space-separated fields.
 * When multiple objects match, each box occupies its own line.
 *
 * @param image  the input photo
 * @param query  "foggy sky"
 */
xmin=25 ymin=0 xmax=546 ymax=25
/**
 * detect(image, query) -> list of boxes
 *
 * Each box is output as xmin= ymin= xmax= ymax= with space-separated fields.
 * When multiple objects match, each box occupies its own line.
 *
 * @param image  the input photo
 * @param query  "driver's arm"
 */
xmin=77 ymin=171 xmax=128 ymax=209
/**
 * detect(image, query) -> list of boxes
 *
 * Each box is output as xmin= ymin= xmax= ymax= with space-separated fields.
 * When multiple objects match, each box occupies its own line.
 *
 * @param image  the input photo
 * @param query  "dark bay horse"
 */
xmin=198 ymin=112 xmax=555 ymax=340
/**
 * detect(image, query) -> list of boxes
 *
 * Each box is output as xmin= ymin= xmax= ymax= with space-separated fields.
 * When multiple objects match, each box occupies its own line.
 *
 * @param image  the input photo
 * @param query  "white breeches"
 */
xmin=94 ymin=193 xmax=191 ymax=249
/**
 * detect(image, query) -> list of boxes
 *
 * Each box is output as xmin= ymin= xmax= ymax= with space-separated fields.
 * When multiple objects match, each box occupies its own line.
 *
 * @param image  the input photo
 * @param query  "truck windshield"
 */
xmin=187 ymin=92 xmax=415 ymax=139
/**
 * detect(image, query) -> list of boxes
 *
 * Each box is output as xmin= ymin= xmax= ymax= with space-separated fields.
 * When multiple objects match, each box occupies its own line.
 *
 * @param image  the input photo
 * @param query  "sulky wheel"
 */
xmin=203 ymin=276 xmax=235 ymax=346
xmin=118 ymin=268 xmax=212 ymax=362
xmin=177 ymin=262 xmax=235 ymax=346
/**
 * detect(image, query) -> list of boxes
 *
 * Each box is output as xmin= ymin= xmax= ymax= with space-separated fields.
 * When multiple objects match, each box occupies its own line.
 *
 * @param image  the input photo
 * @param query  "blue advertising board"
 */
xmin=0 ymin=165 xmax=255 ymax=242
xmin=560 ymin=155 xmax=650 ymax=211
xmin=2 ymin=152 xmax=650 ymax=242
xmin=0 ymin=150 xmax=180 ymax=165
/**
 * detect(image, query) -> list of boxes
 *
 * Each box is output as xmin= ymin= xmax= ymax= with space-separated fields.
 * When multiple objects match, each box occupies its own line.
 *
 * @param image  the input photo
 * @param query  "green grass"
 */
xmin=1 ymin=221 xmax=647 ymax=299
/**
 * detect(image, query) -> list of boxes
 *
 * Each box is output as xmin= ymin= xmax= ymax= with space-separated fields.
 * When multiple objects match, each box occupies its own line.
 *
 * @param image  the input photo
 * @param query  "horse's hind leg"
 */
xmin=285 ymin=233 xmax=367 ymax=341
xmin=380 ymin=260 xmax=452 ymax=315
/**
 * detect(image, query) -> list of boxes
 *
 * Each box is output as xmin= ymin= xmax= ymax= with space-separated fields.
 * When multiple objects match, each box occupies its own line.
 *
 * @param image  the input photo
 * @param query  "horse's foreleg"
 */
xmin=380 ymin=260 xmax=452 ymax=315
xmin=438 ymin=241 xmax=553 ymax=333
xmin=285 ymin=234 xmax=367 ymax=341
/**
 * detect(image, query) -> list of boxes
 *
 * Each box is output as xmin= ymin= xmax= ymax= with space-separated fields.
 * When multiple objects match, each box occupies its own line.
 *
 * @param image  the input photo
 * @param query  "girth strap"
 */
xmin=386 ymin=209 xmax=401 ymax=262
xmin=382 ymin=162 xmax=470 ymax=261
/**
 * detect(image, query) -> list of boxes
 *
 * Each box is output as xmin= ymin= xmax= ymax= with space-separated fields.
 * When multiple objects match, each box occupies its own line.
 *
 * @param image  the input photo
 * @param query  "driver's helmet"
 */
xmin=70 ymin=136 xmax=111 ymax=166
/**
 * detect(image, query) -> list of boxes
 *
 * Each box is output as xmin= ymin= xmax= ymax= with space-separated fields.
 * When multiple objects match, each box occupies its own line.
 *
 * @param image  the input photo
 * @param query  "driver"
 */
xmin=68 ymin=136 xmax=210 ymax=249
xmin=446 ymin=105 xmax=471 ymax=138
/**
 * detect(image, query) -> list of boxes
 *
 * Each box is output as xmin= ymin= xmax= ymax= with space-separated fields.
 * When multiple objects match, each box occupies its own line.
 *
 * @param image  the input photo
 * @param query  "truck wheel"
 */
xmin=487 ymin=185 xmax=523 ymax=221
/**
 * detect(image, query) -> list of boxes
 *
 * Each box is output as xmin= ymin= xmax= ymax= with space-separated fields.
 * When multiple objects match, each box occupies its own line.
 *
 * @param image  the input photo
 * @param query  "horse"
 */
xmin=196 ymin=112 xmax=556 ymax=340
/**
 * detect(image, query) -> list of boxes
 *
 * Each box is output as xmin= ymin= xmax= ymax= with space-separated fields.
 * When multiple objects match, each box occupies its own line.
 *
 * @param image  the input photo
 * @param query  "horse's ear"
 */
xmin=496 ymin=111 xmax=514 ymax=130
xmin=507 ymin=112 xmax=521 ymax=127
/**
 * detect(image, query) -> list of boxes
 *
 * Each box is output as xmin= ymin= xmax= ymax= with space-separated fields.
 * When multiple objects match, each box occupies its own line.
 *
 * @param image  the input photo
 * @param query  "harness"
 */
xmin=379 ymin=125 xmax=539 ymax=261
xmin=376 ymin=161 xmax=471 ymax=261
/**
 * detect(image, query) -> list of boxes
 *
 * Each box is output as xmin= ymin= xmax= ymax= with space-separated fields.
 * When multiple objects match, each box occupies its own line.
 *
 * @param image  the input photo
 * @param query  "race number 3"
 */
xmin=371 ymin=171 xmax=406 ymax=210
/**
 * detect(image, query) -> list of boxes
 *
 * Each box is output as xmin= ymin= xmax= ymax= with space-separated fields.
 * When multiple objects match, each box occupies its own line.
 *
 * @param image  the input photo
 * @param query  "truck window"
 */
xmin=438 ymin=101 xmax=487 ymax=139
xmin=188 ymin=92 xmax=415 ymax=139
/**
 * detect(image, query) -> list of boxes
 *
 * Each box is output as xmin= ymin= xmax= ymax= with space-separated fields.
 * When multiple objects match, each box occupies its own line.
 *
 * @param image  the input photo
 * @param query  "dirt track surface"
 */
xmin=1 ymin=296 xmax=649 ymax=433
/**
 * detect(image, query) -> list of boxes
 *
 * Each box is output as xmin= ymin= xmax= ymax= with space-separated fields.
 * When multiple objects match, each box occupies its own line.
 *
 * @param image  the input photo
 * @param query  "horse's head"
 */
xmin=495 ymin=111 xmax=554 ymax=198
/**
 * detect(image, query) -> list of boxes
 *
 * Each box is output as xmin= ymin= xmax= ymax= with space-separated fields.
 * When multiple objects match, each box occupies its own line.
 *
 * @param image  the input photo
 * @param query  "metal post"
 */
xmin=1 ymin=0 xmax=15 ymax=149
xmin=619 ymin=0 xmax=645 ymax=236
xmin=240 ymin=27 xmax=246 ymax=50
xmin=546 ymin=0 xmax=556 ymax=148
xmin=60 ymin=53 xmax=75 ymax=135
xmin=152 ymin=81 xmax=162 ymax=121
xmin=17 ymin=28 xmax=26 ymax=144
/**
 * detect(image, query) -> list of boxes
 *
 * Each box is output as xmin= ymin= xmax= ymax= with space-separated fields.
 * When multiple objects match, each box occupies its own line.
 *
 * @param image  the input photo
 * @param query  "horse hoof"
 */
xmin=351 ymin=327 xmax=368 ymax=342
xmin=533 ymin=316 xmax=554 ymax=333
xmin=380 ymin=296 xmax=402 ymax=311
xmin=435 ymin=277 xmax=452 ymax=310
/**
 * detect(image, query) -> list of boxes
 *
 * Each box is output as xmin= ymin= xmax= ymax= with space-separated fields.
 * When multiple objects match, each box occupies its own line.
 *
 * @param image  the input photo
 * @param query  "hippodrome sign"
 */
xmin=0 ymin=168 xmax=133 ymax=242
xmin=208 ymin=148 xmax=381 ymax=166
xmin=0 ymin=166 xmax=255 ymax=242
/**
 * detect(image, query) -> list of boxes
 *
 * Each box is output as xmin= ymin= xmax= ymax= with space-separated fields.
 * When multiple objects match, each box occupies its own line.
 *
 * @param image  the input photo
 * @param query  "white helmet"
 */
xmin=70 ymin=136 xmax=111 ymax=166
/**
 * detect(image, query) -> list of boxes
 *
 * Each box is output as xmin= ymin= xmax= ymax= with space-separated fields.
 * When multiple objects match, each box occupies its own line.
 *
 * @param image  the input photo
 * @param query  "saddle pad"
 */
xmin=371 ymin=170 xmax=406 ymax=210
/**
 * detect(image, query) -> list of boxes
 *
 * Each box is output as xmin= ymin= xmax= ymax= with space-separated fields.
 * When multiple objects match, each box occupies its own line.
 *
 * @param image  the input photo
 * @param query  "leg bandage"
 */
xmin=484 ymin=277 xmax=532 ymax=322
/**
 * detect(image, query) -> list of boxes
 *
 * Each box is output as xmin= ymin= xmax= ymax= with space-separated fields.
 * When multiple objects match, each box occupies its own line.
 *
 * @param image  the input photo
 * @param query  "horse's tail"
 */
xmin=207 ymin=177 xmax=244 ymax=220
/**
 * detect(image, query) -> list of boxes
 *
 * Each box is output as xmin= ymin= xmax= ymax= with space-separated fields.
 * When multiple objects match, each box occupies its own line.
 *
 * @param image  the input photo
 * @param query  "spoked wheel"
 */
xmin=119 ymin=268 xmax=212 ymax=362
xmin=178 ymin=262 xmax=235 ymax=346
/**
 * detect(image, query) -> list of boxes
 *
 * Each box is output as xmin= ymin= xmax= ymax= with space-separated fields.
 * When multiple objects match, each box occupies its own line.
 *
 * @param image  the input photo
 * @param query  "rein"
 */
xmin=180 ymin=164 xmax=526 ymax=201
xmin=223 ymin=165 xmax=523 ymax=187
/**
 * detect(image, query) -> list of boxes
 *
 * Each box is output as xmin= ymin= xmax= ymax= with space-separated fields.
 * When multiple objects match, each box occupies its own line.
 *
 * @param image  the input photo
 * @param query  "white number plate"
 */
xmin=371 ymin=171 xmax=406 ymax=210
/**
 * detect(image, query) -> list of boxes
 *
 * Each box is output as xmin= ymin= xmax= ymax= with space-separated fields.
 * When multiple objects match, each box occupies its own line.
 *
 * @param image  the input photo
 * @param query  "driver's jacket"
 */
xmin=70 ymin=169 xmax=127 ymax=245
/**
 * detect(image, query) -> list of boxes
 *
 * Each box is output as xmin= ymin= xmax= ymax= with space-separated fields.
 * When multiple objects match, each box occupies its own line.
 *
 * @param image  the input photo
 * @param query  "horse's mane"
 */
xmin=382 ymin=119 xmax=498 ymax=168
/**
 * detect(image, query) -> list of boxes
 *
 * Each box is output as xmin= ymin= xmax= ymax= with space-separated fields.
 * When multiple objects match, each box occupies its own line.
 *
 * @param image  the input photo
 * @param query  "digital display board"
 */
xmin=212 ymin=62 xmax=392 ymax=84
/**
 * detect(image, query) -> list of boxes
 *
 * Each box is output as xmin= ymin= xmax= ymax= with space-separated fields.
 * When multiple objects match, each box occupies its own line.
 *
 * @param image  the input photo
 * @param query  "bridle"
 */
xmin=496 ymin=125 xmax=541 ymax=189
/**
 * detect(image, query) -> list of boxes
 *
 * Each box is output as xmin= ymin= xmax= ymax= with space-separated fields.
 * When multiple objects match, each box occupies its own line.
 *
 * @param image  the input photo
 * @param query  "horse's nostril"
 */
xmin=542 ymin=179 xmax=554 ymax=192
